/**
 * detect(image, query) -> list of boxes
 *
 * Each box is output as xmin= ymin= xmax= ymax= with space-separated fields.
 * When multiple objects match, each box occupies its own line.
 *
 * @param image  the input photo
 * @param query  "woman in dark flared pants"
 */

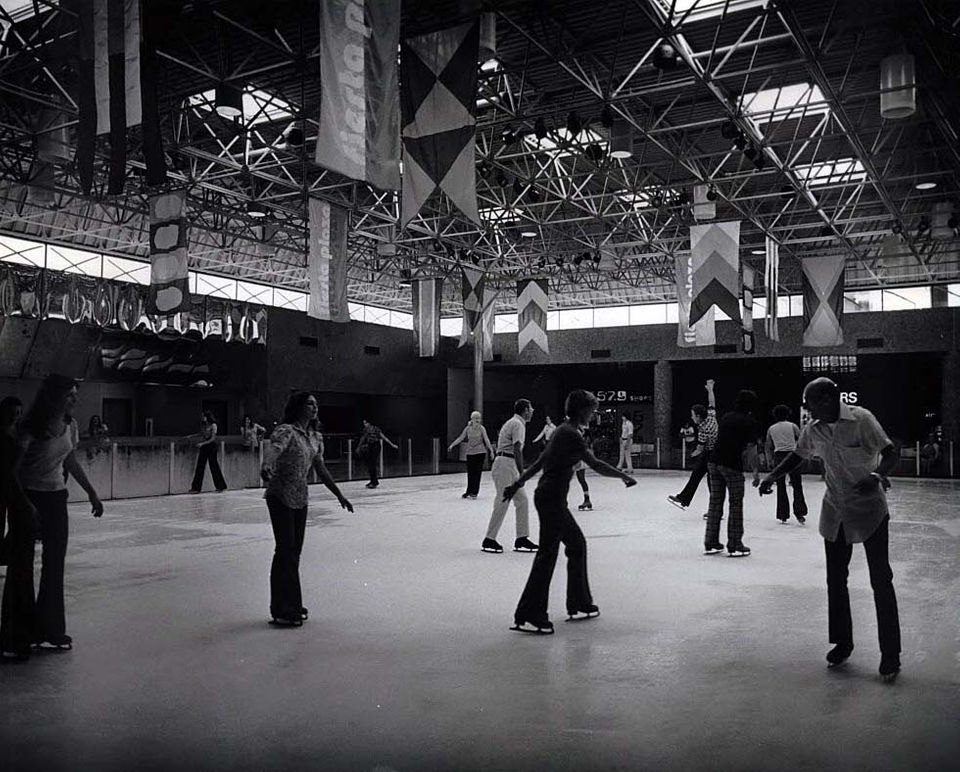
xmin=504 ymin=390 xmax=636 ymax=634
xmin=358 ymin=420 xmax=397 ymax=489
xmin=190 ymin=412 xmax=226 ymax=492
xmin=261 ymin=392 xmax=353 ymax=626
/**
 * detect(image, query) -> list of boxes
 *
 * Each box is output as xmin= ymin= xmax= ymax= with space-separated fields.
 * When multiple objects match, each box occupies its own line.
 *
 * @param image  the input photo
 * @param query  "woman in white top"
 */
xmin=448 ymin=411 xmax=494 ymax=499
xmin=532 ymin=416 xmax=556 ymax=447
xmin=765 ymin=404 xmax=807 ymax=523
xmin=190 ymin=412 xmax=227 ymax=493
xmin=17 ymin=375 xmax=103 ymax=650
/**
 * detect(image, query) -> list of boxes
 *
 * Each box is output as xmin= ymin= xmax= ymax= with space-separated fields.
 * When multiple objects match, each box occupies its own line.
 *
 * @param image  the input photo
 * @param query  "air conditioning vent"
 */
xmin=364 ymin=345 xmax=381 ymax=355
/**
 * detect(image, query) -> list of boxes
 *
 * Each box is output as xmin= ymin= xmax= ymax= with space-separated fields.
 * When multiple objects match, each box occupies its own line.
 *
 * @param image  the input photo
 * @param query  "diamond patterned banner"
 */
xmin=481 ymin=287 xmax=496 ymax=362
xmin=400 ymin=20 xmax=480 ymax=227
xmin=517 ymin=278 xmax=548 ymax=355
xmin=802 ymin=255 xmax=845 ymax=347
xmin=690 ymin=221 xmax=741 ymax=326
xmin=458 ymin=265 xmax=485 ymax=347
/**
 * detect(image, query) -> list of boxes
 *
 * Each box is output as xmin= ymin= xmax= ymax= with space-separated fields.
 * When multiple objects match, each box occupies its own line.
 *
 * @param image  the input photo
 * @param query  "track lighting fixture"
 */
xmin=500 ymin=126 xmax=517 ymax=145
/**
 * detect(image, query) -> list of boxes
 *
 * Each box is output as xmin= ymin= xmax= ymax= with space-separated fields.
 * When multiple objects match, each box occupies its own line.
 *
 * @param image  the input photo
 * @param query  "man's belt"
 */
xmin=495 ymin=451 xmax=514 ymax=458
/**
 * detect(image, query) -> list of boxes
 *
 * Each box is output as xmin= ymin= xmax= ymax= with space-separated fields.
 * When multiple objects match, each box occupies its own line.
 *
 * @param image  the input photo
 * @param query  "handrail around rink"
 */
xmin=65 ymin=434 xmax=955 ymax=503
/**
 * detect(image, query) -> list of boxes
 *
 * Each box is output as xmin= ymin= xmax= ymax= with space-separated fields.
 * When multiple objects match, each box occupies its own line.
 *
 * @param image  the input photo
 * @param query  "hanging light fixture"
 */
xmin=281 ymin=121 xmax=304 ymax=148
xmin=652 ymin=42 xmax=680 ymax=70
xmin=592 ymin=250 xmax=602 ymax=265
xmin=215 ymin=83 xmax=243 ymax=118
xmin=610 ymin=121 xmax=633 ymax=159
xmin=479 ymin=12 xmax=496 ymax=62
xmin=566 ymin=111 xmax=582 ymax=138
xmin=585 ymin=143 xmax=605 ymax=162
xmin=534 ymin=116 xmax=548 ymax=140
xmin=600 ymin=104 xmax=615 ymax=129
xmin=246 ymin=201 xmax=268 ymax=217
xmin=500 ymin=126 xmax=517 ymax=145
xmin=880 ymin=53 xmax=916 ymax=119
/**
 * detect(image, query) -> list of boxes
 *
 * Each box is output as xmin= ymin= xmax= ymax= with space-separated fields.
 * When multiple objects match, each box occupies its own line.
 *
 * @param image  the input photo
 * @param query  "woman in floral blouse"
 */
xmin=260 ymin=392 xmax=353 ymax=627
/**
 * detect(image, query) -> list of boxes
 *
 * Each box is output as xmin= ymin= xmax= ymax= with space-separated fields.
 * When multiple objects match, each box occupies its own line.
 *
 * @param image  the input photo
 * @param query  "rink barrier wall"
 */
xmin=66 ymin=436 xmax=957 ymax=503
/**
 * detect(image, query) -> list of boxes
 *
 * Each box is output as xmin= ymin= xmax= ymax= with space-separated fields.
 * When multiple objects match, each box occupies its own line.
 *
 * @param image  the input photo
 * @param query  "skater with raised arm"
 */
xmin=668 ymin=379 xmax=718 ymax=513
xmin=504 ymin=390 xmax=636 ymax=634
xmin=481 ymin=399 xmax=538 ymax=554
xmin=759 ymin=377 xmax=901 ymax=680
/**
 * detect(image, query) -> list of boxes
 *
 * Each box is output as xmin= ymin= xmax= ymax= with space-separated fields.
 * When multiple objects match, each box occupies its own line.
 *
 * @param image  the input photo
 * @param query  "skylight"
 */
xmin=523 ymin=128 xmax=607 ymax=158
xmin=617 ymin=188 xmax=680 ymax=211
xmin=794 ymin=158 xmax=866 ymax=187
xmin=480 ymin=206 xmax=521 ymax=225
xmin=739 ymin=83 xmax=829 ymax=125
xmin=187 ymin=87 xmax=294 ymax=125
xmin=655 ymin=0 xmax=768 ymax=21
xmin=0 ymin=0 xmax=54 ymax=22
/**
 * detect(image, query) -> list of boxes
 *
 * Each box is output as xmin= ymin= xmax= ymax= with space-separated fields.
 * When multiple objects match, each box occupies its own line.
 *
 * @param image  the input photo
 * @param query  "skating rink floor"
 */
xmin=2 ymin=470 xmax=958 ymax=772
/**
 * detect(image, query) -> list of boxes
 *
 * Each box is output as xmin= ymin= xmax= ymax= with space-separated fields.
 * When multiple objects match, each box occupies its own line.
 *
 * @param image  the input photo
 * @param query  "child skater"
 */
xmin=503 ymin=390 xmax=636 ymax=634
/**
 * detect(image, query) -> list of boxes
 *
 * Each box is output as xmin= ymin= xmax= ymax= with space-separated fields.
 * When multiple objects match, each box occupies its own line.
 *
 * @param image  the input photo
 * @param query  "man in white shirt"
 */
xmin=482 ymin=399 xmax=538 ymax=554
xmin=617 ymin=415 xmax=634 ymax=474
xmin=764 ymin=404 xmax=807 ymax=523
xmin=760 ymin=378 xmax=901 ymax=681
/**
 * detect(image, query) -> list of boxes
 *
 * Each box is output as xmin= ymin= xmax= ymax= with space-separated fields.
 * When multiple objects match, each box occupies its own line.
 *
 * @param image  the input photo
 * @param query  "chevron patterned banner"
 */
xmin=517 ymin=278 xmax=549 ymax=355
xmin=400 ymin=20 xmax=480 ymax=227
xmin=802 ymin=255 xmax=845 ymax=347
xmin=458 ymin=265 xmax=484 ymax=347
xmin=412 ymin=277 xmax=443 ymax=358
xmin=742 ymin=265 xmax=755 ymax=354
xmin=481 ymin=287 xmax=497 ymax=362
xmin=689 ymin=221 xmax=741 ymax=326
xmin=675 ymin=254 xmax=715 ymax=347
xmin=764 ymin=236 xmax=780 ymax=341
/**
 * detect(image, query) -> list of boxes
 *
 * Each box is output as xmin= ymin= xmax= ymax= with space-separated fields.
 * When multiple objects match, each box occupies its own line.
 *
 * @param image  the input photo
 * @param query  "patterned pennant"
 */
xmin=690 ymin=221 xmax=741 ymax=325
xmin=742 ymin=265 xmax=755 ymax=354
xmin=482 ymin=288 xmax=497 ymax=362
xmin=412 ymin=277 xmax=443 ymax=358
xmin=802 ymin=256 xmax=845 ymax=347
xmin=764 ymin=236 xmax=780 ymax=341
xmin=400 ymin=20 xmax=480 ymax=226
xmin=458 ymin=265 xmax=484 ymax=347
xmin=675 ymin=254 xmax=715 ymax=347
xmin=517 ymin=278 xmax=548 ymax=355
xmin=148 ymin=190 xmax=189 ymax=314
xmin=308 ymin=198 xmax=350 ymax=322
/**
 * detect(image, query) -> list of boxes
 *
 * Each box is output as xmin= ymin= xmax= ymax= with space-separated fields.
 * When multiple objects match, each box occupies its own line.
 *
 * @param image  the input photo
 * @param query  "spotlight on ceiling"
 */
xmin=471 ymin=252 xmax=480 ymax=265
xmin=215 ymin=83 xmax=243 ymax=118
xmin=554 ymin=256 xmax=564 ymax=267
xmin=500 ymin=126 xmax=517 ymax=145
xmin=573 ymin=252 xmax=585 ymax=266
xmin=652 ymin=42 xmax=680 ymax=70
xmin=398 ymin=268 xmax=412 ymax=286
xmin=705 ymin=184 xmax=718 ymax=201
xmin=281 ymin=121 xmax=304 ymax=148
xmin=750 ymin=249 xmax=766 ymax=255
xmin=585 ymin=143 xmax=605 ymax=162
xmin=536 ymin=257 xmax=546 ymax=269
xmin=733 ymin=134 xmax=747 ymax=150
xmin=720 ymin=120 xmax=739 ymax=140
xmin=566 ymin=111 xmax=582 ymax=138
xmin=534 ymin=116 xmax=548 ymax=139
xmin=651 ymin=192 xmax=664 ymax=208
xmin=521 ymin=229 xmax=537 ymax=238
xmin=592 ymin=250 xmax=602 ymax=265
xmin=246 ymin=201 xmax=268 ymax=217
xmin=743 ymin=144 xmax=758 ymax=161
xmin=477 ymin=160 xmax=491 ymax=178
xmin=600 ymin=104 xmax=615 ymax=129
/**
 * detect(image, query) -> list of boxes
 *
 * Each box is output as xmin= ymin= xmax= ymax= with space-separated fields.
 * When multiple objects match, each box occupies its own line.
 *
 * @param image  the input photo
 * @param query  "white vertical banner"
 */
xmin=308 ymin=198 xmax=331 ymax=320
xmin=675 ymin=253 xmax=715 ymax=347
xmin=742 ymin=265 xmax=755 ymax=354
xmin=764 ymin=236 xmax=780 ymax=341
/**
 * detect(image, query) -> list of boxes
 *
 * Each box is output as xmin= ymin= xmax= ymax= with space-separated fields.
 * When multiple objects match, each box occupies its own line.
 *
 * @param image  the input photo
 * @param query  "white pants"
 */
xmin=618 ymin=438 xmax=634 ymax=471
xmin=485 ymin=456 xmax=529 ymax=540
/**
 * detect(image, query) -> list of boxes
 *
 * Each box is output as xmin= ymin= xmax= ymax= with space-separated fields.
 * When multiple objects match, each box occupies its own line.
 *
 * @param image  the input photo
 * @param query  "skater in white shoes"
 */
xmin=482 ymin=400 xmax=538 ymax=554
xmin=505 ymin=390 xmax=636 ymax=634
xmin=760 ymin=377 xmax=901 ymax=681
xmin=575 ymin=425 xmax=594 ymax=511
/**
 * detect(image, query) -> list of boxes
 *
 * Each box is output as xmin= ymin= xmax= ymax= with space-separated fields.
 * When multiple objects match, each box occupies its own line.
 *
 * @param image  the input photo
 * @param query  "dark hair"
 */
xmin=514 ymin=398 xmax=532 ymax=415
xmin=282 ymin=391 xmax=315 ymax=424
xmin=201 ymin=411 xmax=216 ymax=425
xmin=772 ymin=404 xmax=791 ymax=421
xmin=733 ymin=389 xmax=757 ymax=413
xmin=88 ymin=415 xmax=103 ymax=434
xmin=691 ymin=403 xmax=707 ymax=419
xmin=564 ymin=390 xmax=598 ymax=421
xmin=23 ymin=375 xmax=78 ymax=438
xmin=0 ymin=396 xmax=22 ymax=421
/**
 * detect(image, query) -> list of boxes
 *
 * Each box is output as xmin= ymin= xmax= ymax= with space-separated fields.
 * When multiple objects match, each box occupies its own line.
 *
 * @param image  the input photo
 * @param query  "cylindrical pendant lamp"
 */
xmin=880 ymin=54 xmax=915 ymax=119
xmin=610 ymin=121 xmax=633 ymax=159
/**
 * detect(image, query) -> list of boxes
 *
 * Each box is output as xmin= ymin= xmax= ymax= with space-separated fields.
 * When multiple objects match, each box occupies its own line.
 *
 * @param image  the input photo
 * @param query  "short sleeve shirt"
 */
xmin=767 ymin=421 xmax=800 ymax=453
xmin=697 ymin=408 xmax=718 ymax=450
xmin=709 ymin=411 xmax=760 ymax=471
xmin=19 ymin=418 xmax=78 ymax=492
xmin=536 ymin=423 xmax=588 ymax=499
xmin=496 ymin=415 xmax=526 ymax=453
xmin=794 ymin=404 xmax=892 ymax=543
xmin=264 ymin=423 xmax=324 ymax=509
xmin=621 ymin=420 xmax=634 ymax=440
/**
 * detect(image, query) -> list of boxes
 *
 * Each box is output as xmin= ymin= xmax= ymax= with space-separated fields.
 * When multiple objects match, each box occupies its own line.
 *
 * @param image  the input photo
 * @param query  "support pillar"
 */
xmin=942 ymin=351 xmax=960 ymax=472
xmin=654 ymin=359 xmax=673 ymax=466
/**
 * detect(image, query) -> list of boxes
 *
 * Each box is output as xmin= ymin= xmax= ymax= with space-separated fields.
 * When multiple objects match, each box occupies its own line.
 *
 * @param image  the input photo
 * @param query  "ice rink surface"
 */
xmin=2 ymin=470 xmax=958 ymax=771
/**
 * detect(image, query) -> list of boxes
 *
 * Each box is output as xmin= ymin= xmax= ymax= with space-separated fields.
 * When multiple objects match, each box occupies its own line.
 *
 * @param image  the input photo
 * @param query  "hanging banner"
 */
xmin=802 ymin=255 xmax=845 ymax=347
xmin=764 ymin=236 xmax=780 ymax=342
xmin=316 ymin=0 xmax=401 ymax=191
xmin=400 ymin=20 xmax=480 ymax=227
xmin=690 ymin=221 xmax=741 ymax=325
xmin=148 ymin=190 xmax=189 ymax=314
xmin=412 ymin=277 xmax=442 ymax=358
xmin=742 ymin=265 xmax=755 ymax=354
xmin=675 ymin=254 xmax=715 ymax=347
xmin=458 ymin=265 xmax=484 ymax=347
xmin=482 ymin=288 xmax=496 ymax=362
xmin=517 ymin=278 xmax=548 ymax=355
xmin=307 ymin=198 xmax=350 ymax=322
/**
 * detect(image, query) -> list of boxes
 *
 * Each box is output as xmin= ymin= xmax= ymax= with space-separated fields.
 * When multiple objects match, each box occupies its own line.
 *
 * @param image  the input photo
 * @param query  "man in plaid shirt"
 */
xmin=668 ymin=379 xmax=717 ymax=512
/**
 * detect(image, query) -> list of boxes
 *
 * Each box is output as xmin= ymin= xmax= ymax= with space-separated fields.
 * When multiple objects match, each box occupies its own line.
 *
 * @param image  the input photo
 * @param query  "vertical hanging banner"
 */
xmin=802 ymin=255 xmax=845 ymax=346
xmin=412 ymin=277 xmax=443 ymax=358
xmin=742 ymin=265 xmax=755 ymax=354
xmin=517 ymin=278 xmax=549 ymax=355
xmin=148 ymin=190 xmax=189 ymax=314
xmin=74 ymin=0 xmax=143 ymax=194
xmin=458 ymin=265 xmax=484 ymax=347
xmin=690 ymin=221 xmax=741 ymax=325
xmin=400 ymin=19 xmax=480 ymax=227
xmin=675 ymin=254 xmax=715 ymax=347
xmin=307 ymin=199 xmax=351 ymax=322
xmin=316 ymin=0 xmax=401 ymax=191
xmin=764 ymin=236 xmax=780 ymax=341
xmin=481 ymin=288 xmax=497 ymax=361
